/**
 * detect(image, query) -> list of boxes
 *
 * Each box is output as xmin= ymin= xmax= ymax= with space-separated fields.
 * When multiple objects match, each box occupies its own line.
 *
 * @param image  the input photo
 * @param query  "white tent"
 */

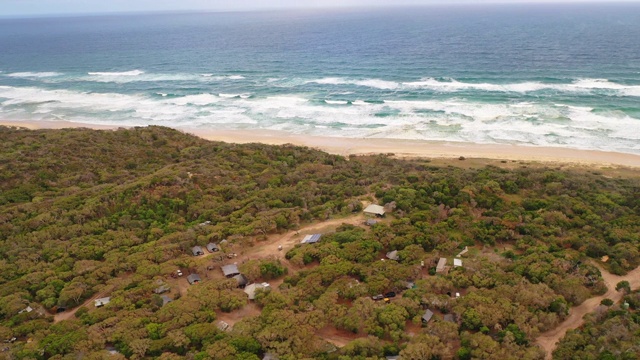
xmin=363 ymin=204 xmax=385 ymax=216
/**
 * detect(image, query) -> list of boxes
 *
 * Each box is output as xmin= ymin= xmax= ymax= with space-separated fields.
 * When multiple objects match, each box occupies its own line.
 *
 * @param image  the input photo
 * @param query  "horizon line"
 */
xmin=2 ymin=1 xmax=640 ymax=20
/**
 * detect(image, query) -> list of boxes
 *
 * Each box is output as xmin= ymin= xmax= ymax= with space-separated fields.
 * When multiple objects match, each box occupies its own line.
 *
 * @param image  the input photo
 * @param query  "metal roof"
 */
xmin=94 ymin=297 xmax=111 ymax=307
xmin=187 ymin=274 xmax=201 ymax=284
xmin=233 ymin=274 xmax=248 ymax=286
xmin=191 ymin=246 xmax=204 ymax=256
xmin=301 ymin=234 xmax=322 ymax=244
xmin=161 ymin=295 xmax=173 ymax=306
xmin=244 ymin=283 xmax=270 ymax=300
xmin=154 ymin=285 xmax=170 ymax=294
xmin=221 ymin=264 xmax=240 ymax=277
xmin=363 ymin=204 xmax=385 ymax=216
xmin=422 ymin=309 xmax=434 ymax=323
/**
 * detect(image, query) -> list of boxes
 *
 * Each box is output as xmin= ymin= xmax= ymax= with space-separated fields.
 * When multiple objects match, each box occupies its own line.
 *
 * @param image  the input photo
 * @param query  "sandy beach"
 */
xmin=2 ymin=119 xmax=640 ymax=168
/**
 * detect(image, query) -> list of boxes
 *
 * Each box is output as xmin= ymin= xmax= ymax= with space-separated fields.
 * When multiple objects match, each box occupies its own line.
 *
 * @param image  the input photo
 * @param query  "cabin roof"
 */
xmin=221 ymin=264 xmax=240 ymax=277
xmin=386 ymin=250 xmax=399 ymax=261
xmin=161 ymin=295 xmax=173 ymax=306
xmin=363 ymin=204 xmax=385 ymax=216
xmin=154 ymin=285 xmax=170 ymax=294
xmin=94 ymin=297 xmax=111 ymax=307
xmin=245 ymin=282 xmax=270 ymax=300
xmin=233 ymin=274 xmax=248 ymax=287
xmin=422 ymin=309 xmax=434 ymax=323
xmin=301 ymin=234 xmax=322 ymax=244
xmin=187 ymin=274 xmax=202 ymax=284
xmin=191 ymin=246 xmax=204 ymax=256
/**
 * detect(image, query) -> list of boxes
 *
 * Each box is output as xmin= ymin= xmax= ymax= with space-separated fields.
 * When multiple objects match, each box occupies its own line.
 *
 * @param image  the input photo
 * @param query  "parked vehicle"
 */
xmin=384 ymin=292 xmax=396 ymax=298
xmin=372 ymin=294 xmax=384 ymax=301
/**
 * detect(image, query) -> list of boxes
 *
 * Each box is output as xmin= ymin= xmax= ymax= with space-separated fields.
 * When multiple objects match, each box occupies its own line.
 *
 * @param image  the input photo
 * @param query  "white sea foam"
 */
xmin=218 ymin=93 xmax=251 ymax=99
xmin=168 ymin=94 xmax=220 ymax=106
xmin=310 ymin=77 xmax=347 ymax=85
xmin=88 ymin=70 xmax=145 ymax=76
xmin=567 ymin=79 xmax=640 ymax=97
xmin=0 ymin=85 xmax=155 ymax=116
xmin=402 ymin=78 xmax=556 ymax=93
xmin=354 ymin=79 xmax=399 ymax=90
xmin=624 ymin=88 xmax=640 ymax=97
xmin=7 ymin=72 xmax=63 ymax=78
xmin=85 ymin=71 xmax=204 ymax=83
xmin=305 ymin=76 xmax=640 ymax=96
xmin=403 ymin=77 xmax=640 ymax=96
xmin=2 ymin=84 xmax=639 ymax=154
xmin=324 ymin=100 xmax=349 ymax=105
xmin=570 ymin=78 xmax=625 ymax=90
xmin=81 ymin=71 xmax=245 ymax=83
xmin=308 ymin=77 xmax=400 ymax=90
xmin=201 ymin=74 xmax=245 ymax=80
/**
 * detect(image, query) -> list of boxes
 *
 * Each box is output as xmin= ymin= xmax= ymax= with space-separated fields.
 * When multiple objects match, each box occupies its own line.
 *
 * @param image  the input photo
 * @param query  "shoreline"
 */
xmin=2 ymin=119 xmax=640 ymax=168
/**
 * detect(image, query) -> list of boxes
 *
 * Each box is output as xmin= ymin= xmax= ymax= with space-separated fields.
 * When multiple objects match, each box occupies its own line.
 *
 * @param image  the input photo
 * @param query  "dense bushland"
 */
xmin=1 ymin=126 xmax=639 ymax=359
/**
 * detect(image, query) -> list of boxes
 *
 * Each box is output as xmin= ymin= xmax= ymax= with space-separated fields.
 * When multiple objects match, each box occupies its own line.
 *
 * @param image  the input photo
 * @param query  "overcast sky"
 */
xmin=2 ymin=0 xmax=639 ymax=17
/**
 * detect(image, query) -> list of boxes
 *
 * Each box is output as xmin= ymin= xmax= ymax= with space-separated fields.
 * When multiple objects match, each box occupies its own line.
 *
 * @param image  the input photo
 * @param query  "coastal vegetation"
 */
xmin=553 ymin=296 xmax=640 ymax=360
xmin=1 ymin=125 xmax=639 ymax=359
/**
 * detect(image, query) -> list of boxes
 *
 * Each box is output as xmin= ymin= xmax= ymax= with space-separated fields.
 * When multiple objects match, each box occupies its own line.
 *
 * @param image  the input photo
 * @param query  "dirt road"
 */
xmin=316 ymin=326 xmax=363 ymax=347
xmin=53 ymin=292 xmax=105 ymax=323
xmin=536 ymin=263 xmax=640 ymax=359
xmin=216 ymin=302 xmax=262 ymax=327
xmin=53 ymin=214 xmax=369 ymax=325
xmin=245 ymin=214 xmax=366 ymax=259
xmin=210 ymin=213 xmax=368 ymax=341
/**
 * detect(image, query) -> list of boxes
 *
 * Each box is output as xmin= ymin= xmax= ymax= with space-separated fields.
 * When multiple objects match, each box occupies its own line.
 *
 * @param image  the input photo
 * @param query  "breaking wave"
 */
xmin=7 ymin=72 xmax=63 ymax=78
xmin=1 ymin=84 xmax=639 ymax=154
xmin=306 ymin=77 xmax=640 ymax=96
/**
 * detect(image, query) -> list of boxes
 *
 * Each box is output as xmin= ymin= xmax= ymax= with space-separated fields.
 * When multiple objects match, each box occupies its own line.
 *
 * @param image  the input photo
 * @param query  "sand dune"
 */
xmin=2 ymin=120 xmax=640 ymax=168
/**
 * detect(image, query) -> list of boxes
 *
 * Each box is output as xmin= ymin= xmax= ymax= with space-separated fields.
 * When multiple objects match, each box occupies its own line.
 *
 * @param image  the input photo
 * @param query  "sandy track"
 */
xmin=216 ymin=302 xmax=262 ymax=327
xmin=535 ymin=263 xmax=640 ymax=359
xmin=207 ymin=214 xmax=368 ymax=340
xmin=316 ymin=326 xmax=364 ymax=347
xmin=53 ymin=292 xmax=105 ymax=323
xmin=195 ymin=213 xmax=367 ymax=273
xmin=245 ymin=214 xmax=366 ymax=259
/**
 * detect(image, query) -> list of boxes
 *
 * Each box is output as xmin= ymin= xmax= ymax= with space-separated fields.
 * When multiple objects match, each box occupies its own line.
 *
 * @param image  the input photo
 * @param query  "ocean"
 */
xmin=1 ymin=4 xmax=639 ymax=154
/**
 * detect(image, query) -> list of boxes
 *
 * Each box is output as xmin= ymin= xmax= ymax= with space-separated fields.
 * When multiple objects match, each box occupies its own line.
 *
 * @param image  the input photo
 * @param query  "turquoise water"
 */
xmin=1 ymin=4 xmax=639 ymax=153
